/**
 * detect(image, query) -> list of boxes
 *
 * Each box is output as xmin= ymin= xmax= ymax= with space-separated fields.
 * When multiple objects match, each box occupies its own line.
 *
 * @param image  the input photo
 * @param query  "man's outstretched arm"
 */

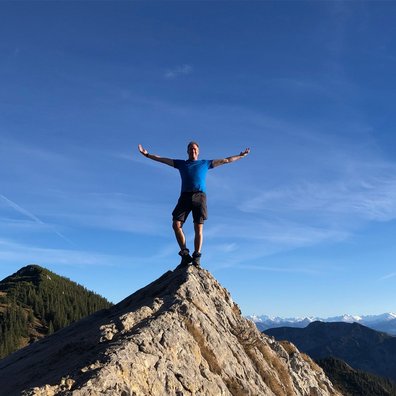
xmin=212 ymin=148 xmax=250 ymax=168
xmin=138 ymin=144 xmax=174 ymax=167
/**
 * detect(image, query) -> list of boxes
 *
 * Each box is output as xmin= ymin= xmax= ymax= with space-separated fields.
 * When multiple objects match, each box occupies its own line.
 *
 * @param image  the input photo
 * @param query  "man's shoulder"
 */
xmin=201 ymin=159 xmax=214 ymax=168
xmin=173 ymin=159 xmax=185 ymax=168
xmin=196 ymin=159 xmax=213 ymax=169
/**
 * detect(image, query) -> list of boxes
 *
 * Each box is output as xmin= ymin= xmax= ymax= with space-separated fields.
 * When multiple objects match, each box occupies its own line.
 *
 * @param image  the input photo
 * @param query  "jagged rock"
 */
xmin=0 ymin=265 xmax=342 ymax=395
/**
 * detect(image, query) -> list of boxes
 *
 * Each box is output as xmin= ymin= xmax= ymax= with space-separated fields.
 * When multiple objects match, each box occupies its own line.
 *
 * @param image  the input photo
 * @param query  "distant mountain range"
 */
xmin=248 ymin=313 xmax=396 ymax=335
xmin=265 ymin=321 xmax=396 ymax=383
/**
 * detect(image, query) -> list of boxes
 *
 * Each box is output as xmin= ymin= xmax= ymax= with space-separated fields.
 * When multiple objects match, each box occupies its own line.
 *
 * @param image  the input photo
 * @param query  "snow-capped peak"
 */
xmin=327 ymin=314 xmax=363 ymax=323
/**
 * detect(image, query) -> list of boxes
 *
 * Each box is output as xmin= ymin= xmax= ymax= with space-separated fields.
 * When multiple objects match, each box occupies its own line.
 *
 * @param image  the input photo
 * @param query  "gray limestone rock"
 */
xmin=0 ymin=265 xmax=343 ymax=396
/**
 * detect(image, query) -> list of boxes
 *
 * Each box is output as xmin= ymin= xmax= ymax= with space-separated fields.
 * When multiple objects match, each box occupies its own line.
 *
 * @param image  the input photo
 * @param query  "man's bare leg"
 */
xmin=173 ymin=220 xmax=193 ymax=266
xmin=194 ymin=223 xmax=203 ymax=254
xmin=172 ymin=220 xmax=186 ymax=250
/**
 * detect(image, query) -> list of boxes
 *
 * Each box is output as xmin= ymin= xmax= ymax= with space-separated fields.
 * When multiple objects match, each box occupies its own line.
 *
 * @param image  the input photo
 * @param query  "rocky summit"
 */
xmin=0 ymin=264 xmax=342 ymax=396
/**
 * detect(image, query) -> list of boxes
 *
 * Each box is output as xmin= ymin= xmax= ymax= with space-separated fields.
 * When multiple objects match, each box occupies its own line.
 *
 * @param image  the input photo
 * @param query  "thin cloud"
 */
xmin=0 ymin=238 xmax=175 ymax=269
xmin=239 ymin=166 xmax=396 ymax=223
xmin=40 ymin=191 xmax=174 ymax=236
xmin=224 ymin=264 xmax=322 ymax=275
xmin=205 ymin=239 xmax=335 ymax=275
xmin=205 ymin=219 xmax=349 ymax=247
xmin=164 ymin=64 xmax=193 ymax=79
xmin=0 ymin=239 xmax=120 ymax=267
xmin=0 ymin=194 xmax=74 ymax=245
xmin=379 ymin=272 xmax=396 ymax=281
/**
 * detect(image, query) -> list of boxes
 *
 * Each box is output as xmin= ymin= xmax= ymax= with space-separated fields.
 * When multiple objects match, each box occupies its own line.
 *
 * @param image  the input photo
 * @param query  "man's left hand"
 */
xmin=240 ymin=148 xmax=250 ymax=157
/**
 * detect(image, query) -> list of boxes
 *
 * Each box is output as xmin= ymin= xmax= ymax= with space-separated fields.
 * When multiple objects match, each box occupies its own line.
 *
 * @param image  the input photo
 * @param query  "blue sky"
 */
xmin=1 ymin=1 xmax=396 ymax=317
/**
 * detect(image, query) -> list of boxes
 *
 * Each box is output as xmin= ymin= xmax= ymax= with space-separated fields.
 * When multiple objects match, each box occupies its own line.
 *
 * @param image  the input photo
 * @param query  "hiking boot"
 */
xmin=178 ymin=248 xmax=192 ymax=266
xmin=192 ymin=252 xmax=201 ymax=267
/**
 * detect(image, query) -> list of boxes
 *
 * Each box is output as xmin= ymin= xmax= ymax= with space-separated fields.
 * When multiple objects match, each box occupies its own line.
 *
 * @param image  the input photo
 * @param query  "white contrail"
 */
xmin=0 ymin=194 xmax=44 ymax=224
xmin=0 ymin=194 xmax=74 ymax=245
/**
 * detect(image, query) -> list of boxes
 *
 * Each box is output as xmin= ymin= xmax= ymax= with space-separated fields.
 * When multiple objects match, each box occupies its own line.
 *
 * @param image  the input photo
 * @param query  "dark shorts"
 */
xmin=172 ymin=192 xmax=208 ymax=224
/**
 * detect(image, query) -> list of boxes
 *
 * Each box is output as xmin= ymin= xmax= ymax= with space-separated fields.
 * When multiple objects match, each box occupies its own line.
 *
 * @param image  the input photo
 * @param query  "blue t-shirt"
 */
xmin=173 ymin=159 xmax=213 ymax=193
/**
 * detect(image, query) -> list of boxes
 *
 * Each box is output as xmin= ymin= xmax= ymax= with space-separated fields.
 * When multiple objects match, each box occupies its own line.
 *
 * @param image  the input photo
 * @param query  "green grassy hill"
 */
xmin=0 ymin=264 xmax=112 ymax=359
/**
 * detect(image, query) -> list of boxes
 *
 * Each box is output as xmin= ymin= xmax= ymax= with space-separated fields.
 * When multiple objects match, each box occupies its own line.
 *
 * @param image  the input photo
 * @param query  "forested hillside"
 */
xmin=0 ymin=265 xmax=112 ymax=359
xmin=318 ymin=357 xmax=396 ymax=396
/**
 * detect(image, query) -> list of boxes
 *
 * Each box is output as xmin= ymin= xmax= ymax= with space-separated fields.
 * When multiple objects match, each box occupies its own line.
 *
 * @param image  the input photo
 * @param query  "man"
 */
xmin=138 ymin=141 xmax=250 ymax=267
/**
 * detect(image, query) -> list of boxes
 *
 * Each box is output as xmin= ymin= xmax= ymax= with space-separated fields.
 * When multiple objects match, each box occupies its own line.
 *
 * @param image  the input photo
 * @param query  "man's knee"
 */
xmin=173 ymin=220 xmax=183 ymax=231
xmin=194 ymin=222 xmax=203 ymax=233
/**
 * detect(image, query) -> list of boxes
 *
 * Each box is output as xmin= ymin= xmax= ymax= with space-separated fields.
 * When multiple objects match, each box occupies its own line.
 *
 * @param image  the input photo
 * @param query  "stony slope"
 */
xmin=0 ymin=264 xmax=341 ymax=396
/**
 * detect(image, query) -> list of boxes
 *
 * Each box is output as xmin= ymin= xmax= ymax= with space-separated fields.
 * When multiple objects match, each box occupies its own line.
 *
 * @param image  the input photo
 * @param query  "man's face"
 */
xmin=188 ymin=144 xmax=199 ymax=160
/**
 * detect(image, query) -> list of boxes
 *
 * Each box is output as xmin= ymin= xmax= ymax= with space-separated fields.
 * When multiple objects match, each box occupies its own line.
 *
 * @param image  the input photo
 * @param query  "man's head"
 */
xmin=187 ymin=141 xmax=199 ymax=160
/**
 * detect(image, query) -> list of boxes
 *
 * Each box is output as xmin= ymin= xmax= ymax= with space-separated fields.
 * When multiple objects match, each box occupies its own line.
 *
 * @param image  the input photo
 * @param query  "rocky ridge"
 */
xmin=0 ymin=264 xmax=342 ymax=395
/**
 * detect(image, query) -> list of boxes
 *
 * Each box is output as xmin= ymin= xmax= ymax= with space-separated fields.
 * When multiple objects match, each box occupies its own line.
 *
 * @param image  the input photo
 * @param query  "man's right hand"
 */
xmin=138 ymin=144 xmax=148 ymax=157
xmin=137 ymin=145 xmax=174 ymax=167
